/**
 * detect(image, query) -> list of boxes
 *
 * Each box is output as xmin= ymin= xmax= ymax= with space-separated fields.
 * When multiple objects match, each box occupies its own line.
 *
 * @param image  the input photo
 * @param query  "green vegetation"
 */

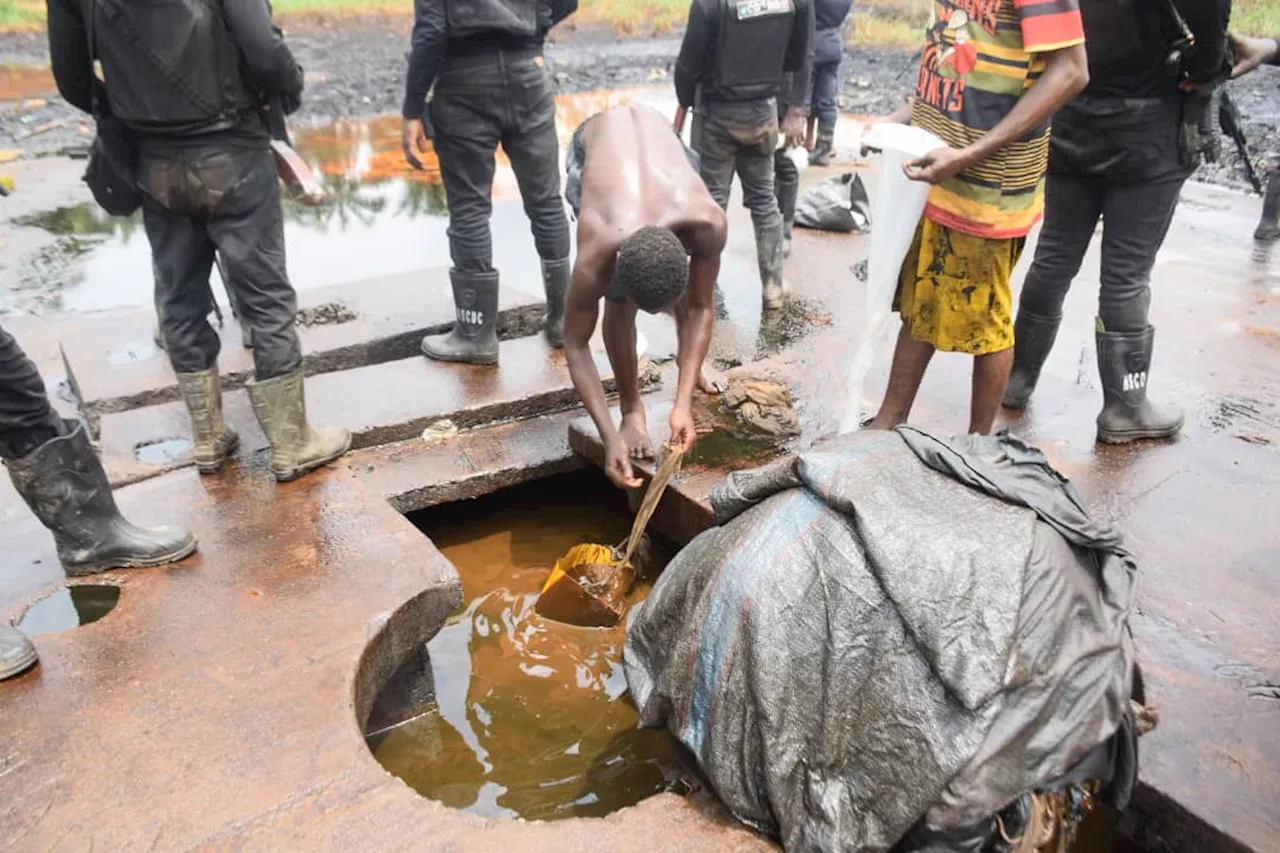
xmin=2 ymin=0 xmax=1278 ymax=42
xmin=0 ymin=0 xmax=43 ymax=31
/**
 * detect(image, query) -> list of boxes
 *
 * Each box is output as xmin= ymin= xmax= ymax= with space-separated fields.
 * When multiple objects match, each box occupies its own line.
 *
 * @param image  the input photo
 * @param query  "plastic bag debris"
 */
xmin=794 ymin=172 xmax=871 ymax=233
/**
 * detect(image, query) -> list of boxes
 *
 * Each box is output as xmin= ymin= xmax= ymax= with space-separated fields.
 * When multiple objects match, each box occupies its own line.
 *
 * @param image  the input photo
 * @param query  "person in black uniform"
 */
xmin=0 ymin=325 xmax=196 ymax=680
xmin=675 ymin=0 xmax=814 ymax=311
xmin=1002 ymin=0 xmax=1229 ymax=445
xmin=402 ymin=0 xmax=577 ymax=365
xmin=46 ymin=0 xmax=351 ymax=482
xmin=805 ymin=0 xmax=852 ymax=166
xmin=1228 ymin=32 xmax=1280 ymax=242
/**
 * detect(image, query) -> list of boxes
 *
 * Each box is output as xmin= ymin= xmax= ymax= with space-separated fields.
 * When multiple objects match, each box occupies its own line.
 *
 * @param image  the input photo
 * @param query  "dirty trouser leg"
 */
xmin=140 ymin=153 xmax=221 ymax=376
xmin=810 ymin=60 xmax=840 ymax=124
xmin=727 ymin=102 xmax=785 ymax=306
xmin=206 ymin=147 xmax=301 ymax=380
xmin=695 ymin=102 xmax=741 ymax=211
xmin=0 ymin=324 xmax=62 ymax=460
xmin=1018 ymin=172 xmax=1105 ymax=320
xmin=432 ymin=56 xmax=505 ymax=273
xmin=501 ymin=55 xmax=570 ymax=262
xmin=1096 ymin=176 xmax=1185 ymax=333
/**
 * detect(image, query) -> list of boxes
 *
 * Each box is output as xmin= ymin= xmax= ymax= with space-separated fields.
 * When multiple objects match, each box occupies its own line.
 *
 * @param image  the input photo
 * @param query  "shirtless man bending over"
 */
xmin=563 ymin=104 xmax=727 ymax=490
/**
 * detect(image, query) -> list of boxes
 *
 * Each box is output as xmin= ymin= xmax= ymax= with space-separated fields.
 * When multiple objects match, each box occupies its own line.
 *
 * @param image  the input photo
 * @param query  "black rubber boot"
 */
xmin=1095 ymin=326 xmax=1184 ymax=444
xmin=757 ymin=221 xmax=787 ymax=310
xmin=542 ymin=257 xmax=570 ymax=349
xmin=778 ymin=175 xmax=798 ymax=260
xmin=1255 ymin=168 xmax=1280 ymax=242
xmin=0 ymin=625 xmax=38 ymax=681
xmin=421 ymin=269 xmax=500 ymax=365
xmin=1001 ymin=309 xmax=1062 ymax=410
xmin=809 ymin=117 xmax=836 ymax=167
xmin=4 ymin=419 xmax=198 ymax=576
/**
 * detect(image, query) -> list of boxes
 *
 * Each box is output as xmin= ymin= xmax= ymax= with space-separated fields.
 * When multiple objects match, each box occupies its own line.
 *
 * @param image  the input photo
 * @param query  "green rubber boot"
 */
xmin=246 ymin=370 xmax=352 ymax=482
xmin=176 ymin=369 xmax=240 ymax=473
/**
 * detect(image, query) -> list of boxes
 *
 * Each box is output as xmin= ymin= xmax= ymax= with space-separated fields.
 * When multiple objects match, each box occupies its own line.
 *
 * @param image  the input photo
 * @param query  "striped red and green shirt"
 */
xmin=910 ymin=0 xmax=1085 ymax=239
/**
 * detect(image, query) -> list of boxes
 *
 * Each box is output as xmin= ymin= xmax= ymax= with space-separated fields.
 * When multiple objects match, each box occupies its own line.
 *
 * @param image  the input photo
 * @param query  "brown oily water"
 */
xmin=373 ymin=472 xmax=682 ymax=820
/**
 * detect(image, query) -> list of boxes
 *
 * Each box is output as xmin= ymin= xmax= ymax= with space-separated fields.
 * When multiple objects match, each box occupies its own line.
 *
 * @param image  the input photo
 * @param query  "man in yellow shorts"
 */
xmin=866 ymin=0 xmax=1089 ymax=435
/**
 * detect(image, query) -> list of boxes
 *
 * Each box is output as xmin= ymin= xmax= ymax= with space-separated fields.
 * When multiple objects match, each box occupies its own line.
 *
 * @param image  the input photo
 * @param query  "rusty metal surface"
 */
xmin=57 ymin=271 xmax=547 ymax=417
xmin=0 ymin=168 xmax=1275 ymax=851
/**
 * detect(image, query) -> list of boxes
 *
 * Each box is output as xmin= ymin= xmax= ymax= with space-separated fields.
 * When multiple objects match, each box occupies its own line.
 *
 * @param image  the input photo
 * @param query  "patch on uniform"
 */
xmin=733 ymin=0 xmax=791 ymax=20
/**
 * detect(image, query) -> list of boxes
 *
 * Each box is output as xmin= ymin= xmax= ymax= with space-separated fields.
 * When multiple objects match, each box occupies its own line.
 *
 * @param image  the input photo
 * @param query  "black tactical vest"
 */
xmin=446 ymin=0 xmax=539 ymax=39
xmin=89 ymin=0 xmax=256 ymax=136
xmin=711 ymin=0 xmax=795 ymax=101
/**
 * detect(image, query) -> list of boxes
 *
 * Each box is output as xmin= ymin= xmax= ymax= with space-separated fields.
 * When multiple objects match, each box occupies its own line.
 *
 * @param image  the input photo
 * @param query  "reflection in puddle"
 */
xmin=134 ymin=436 xmax=192 ymax=465
xmin=372 ymin=471 xmax=681 ymax=821
xmin=18 ymin=585 xmax=120 ymax=635
xmin=3 ymin=87 xmax=678 ymax=316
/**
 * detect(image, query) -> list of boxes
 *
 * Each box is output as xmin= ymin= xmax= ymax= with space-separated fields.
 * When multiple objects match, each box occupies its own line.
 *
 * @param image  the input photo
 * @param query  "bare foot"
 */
xmin=698 ymin=364 xmax=728 ymax=394
xmin=863 ymin=412 xmax=904 ymax=430
xmin=619 ymin=412 xmax=654 ymax=460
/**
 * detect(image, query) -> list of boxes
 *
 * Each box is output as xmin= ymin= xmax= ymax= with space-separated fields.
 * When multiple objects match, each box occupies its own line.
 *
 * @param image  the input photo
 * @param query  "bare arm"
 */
xmin=671 ymin=253 xmax=718 ymax=411
xmin=906 ymin=45 xmax=1088 ymax=184
xmin=563 ymin=263 xmax=615 ymax=446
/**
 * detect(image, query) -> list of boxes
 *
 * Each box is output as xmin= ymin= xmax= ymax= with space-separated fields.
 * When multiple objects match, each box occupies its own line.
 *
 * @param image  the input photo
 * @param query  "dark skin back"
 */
xmin=562 ymin=104 xmax=727 ymax=489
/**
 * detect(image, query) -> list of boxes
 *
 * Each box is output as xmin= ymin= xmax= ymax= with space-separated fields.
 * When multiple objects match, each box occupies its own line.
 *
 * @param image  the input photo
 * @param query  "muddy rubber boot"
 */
xmin=1255 ymin=168 xmax=1280 ymax=242
xmin=246 ymin=370 xmax=352 ymax=481
xmin=0 ymin=625 xmax=38 ymax=681
xmin=809 ymin=118 xmax=836 ymax=167
xmin=1002 ymin=309 xmax=1062 ymax=410
xmin=1095 ymin=326 xmax=1184 ymax=444
xmin=542 ymin=258 xmax=569 ymax=349
xmin=421 ymin=269 xmax=500 ymax=365
xmin=757 ymin=221 xmax=786 ymax=310
xmin=4 ymin=420 xmax=198 ymax=576
xmin=777 ymin=174 xmax=798 ymax=261
xmin=176 ymin=369 xmax=240 ymax=473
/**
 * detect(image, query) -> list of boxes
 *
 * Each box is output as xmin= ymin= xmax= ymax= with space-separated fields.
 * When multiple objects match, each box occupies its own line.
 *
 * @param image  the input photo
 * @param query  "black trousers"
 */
xmin=138 ymin=140 xmax=300 ymax=379
xmin=1021 ymin=95 xmax=1188 ymax=332
xmin=693 ymin=98 xmax=783 ymax=234
xmin=0 ymin=325 xmax=62 ymax=461
xmin=430 ymin=49 xmax=571 ymax=272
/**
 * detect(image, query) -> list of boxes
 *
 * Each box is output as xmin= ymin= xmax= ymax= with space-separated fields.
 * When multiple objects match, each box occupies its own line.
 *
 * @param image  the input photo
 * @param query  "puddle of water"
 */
xmin=2 ymin=87 xmax=681 ymax=316
xmin=0 ymin=64 xmax=56 ymax=102
xmin=18 ymin=584 xmax=120 ymax=636
xmin=107 ymin=339 xmax=160 ymax=365
xmin=372 ymin=471 xmax=682 ymax=821
xmin=134 ymin=436 xmax=192 ymax=465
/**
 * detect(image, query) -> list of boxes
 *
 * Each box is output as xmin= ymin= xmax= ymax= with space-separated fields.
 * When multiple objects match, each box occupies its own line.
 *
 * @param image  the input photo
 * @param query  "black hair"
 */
xmin=615 ymin=226 xmax=689 ymax=313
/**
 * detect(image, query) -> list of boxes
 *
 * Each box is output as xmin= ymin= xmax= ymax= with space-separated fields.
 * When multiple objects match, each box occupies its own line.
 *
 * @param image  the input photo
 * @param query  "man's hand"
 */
xmin=904 ymin=146 xmax=971 ymax=184
xmin=668 ymin=405 xmax=697 ymax=454
xmin=604 ymin=435 xmax=644 ymax=490
xmin=1230 ymin=33 xmax=1278 ymax=78
xmin=402 ymin=118 xmax=429 ymax=170
xmin=781 ymin=107 xmax=806 ymax=148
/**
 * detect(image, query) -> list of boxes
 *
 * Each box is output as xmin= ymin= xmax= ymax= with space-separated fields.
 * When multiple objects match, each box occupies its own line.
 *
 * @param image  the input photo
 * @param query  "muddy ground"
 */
xmin=3 ymin=19 xmax=1279 ymax=189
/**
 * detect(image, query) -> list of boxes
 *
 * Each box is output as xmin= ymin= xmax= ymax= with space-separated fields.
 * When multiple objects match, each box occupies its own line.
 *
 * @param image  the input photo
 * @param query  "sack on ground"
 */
xmin=794 ymin=172 xmax=870 ymax=233
xmin=624 ymin=428 xmax=1139 ymax=852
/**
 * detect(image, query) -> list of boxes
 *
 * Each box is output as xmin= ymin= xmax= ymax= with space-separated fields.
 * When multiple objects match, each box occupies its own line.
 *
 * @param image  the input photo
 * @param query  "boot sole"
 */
xmin=273 ymin=432 xmax=354 ymax=483
xmin=421 ymin=349 xmax=499 ymax=366
xmin=1096 ymin=423 xmax=1184 ymax=445
xmin=1 ymin=646 xmax=39 ymax=681
xmin=62 ymin=534 xmax=200 ymax=577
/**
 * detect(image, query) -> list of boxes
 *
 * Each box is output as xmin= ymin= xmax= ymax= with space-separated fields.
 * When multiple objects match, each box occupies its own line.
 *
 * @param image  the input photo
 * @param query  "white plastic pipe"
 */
xmin=837 ymin=123 xmax=946 ymax=434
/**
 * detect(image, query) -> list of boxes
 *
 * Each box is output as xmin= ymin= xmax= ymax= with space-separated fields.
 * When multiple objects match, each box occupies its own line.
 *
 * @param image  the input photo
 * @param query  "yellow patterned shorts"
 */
xmin=894 ymin=218 xmax=1025 ymax=355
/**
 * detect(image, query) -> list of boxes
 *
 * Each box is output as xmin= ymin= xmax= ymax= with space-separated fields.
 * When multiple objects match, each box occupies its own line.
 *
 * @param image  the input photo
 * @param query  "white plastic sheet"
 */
xmin=838 ymin=123 xmax=946 ymax=433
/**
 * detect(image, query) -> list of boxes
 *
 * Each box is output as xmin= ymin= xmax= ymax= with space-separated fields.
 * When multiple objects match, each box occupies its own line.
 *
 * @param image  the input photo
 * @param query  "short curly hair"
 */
xmin=614 ymin=226 xmax=689 ymax=314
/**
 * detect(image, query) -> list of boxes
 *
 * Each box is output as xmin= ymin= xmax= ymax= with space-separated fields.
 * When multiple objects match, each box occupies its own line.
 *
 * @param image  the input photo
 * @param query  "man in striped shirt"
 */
xmin=866 ymin=0 xmax=1088 ymax=435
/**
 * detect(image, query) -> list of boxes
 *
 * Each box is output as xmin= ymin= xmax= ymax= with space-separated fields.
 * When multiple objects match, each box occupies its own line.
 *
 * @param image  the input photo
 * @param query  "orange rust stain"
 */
xmin=0 ymin=65 xmax=56 ymax=102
